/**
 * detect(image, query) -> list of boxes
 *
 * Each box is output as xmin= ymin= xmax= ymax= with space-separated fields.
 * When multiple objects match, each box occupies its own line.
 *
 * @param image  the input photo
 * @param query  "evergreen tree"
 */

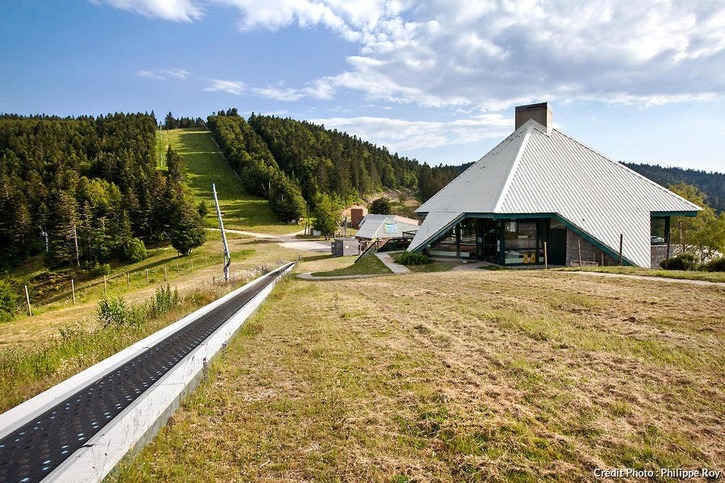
xmin=169 ymin=195 xmax=206 ymax=256
xmin=369 ymin=197 xmax=392 ymax=214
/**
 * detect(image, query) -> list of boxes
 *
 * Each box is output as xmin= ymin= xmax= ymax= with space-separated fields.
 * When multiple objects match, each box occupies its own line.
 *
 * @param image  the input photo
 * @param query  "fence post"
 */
xmin=164 ymin=264 xmax=168 ymax=282
xmin=619 ymin=234 xmax=623 ymax=266
xmin=146 ymin=269 xmax=149 ymax=285
xmin=126 ymin=272 xmax=130 ymax=289
xmin=71 ymin=279 xmax=76 ymax=306
xmin=104 ymin=276 xmax=107 ymax=297
xmin=24 ymin=285 xmax=32 ymax=316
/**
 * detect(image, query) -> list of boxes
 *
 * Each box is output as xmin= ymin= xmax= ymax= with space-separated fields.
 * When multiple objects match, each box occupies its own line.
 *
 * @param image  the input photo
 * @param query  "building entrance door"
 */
xmin=548 ymin=228 xmax=566 ymax=265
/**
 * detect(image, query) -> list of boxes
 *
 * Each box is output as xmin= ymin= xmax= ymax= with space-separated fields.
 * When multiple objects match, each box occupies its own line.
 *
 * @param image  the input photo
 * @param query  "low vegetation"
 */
xmin=562 ymin=265 xmax=725 ymax=283
xmin=112 ymin=270 xmax=724 ymax=481
xmin=394 ymin=251 xmax=432 ymax=265
xmin=311 ymin=253 xmax=391 ymax=277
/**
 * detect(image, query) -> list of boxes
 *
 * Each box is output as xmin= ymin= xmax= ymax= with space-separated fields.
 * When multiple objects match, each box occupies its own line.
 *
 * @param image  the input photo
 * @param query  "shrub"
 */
xmin=0 ymin=280 xmax=18 ymax=321
xmin=703 ymin=256 xmax=725 ymax=272
xmin=151 ymin=284 xmax=179 ymax=317
xmin=86 ymin=262 xmax=112 ymax=277
xmin=660 ymin=252 xmax=698 ymax=270
xmin=97 ymin=296 xmax=130 ymax=328
xmin=122 ymin=238 xmax=147 ymax=263
xmin=395 ymin=251 xmax=432 ymax=266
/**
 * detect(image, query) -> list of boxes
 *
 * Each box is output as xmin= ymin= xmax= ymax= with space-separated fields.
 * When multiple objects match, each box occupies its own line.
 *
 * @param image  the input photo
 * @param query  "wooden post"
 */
xmin=164 ymin=264 xmax=168 ymax=282
xmin=146 ymin=269 xmax=149 ymax=285
xmin=543 ymin=241 xmax=548 ymax=269
xmin=126 ymin=272 xmax=130 ymax=289
xmin=71 ymin=279 xmax=76 ymax=306
xmin=24 ymin=285 xmax=32 ymax=316
xmin=191 ymin=258 xmax=194 ymax=271
xmin=601 ymin=251 xmax=605 ymax=267
xmin=577 ymin=239 xmax=582 ymax=267
xmin=619 ymin=234 xmax=624 ymax=266
xmin=103 ymin=276 xmax=107 ymax=297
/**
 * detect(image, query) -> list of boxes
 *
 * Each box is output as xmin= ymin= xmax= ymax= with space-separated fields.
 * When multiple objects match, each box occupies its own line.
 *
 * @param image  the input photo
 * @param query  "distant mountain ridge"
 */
xmin=623 ymin=162 xmax=724 ymax=213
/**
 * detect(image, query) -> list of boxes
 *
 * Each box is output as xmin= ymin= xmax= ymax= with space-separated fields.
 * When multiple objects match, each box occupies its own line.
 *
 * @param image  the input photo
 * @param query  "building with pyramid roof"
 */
xmin=408 ymin=103 xmax=700 ymax=268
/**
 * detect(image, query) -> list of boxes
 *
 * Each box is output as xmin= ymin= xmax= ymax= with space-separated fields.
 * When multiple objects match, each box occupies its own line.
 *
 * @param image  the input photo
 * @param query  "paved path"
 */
xmin=375 ymin=252 xmax=411 ymax=274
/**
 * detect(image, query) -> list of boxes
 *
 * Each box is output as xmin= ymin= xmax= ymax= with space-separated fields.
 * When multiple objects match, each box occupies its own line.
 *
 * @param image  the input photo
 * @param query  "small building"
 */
xmin=331 ymin=238 xmax=360 ymax=257
xmin=356 ymin=214 xmax=420 ymax=241
xmin=408 ymin=102 xmax=701 ymax=268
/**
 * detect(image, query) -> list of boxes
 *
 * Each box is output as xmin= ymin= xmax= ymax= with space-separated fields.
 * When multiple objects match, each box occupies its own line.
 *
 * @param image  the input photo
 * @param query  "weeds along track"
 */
xmin=0 ymin=264 xmax=291 ymax=483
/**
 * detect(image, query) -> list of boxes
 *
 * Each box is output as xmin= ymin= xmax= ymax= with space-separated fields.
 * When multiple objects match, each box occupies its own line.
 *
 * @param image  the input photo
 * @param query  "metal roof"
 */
xmin=355 ymin=214 xmax=420 ymax=240
xmin=410 ymin=120 xmax=701 ymax=267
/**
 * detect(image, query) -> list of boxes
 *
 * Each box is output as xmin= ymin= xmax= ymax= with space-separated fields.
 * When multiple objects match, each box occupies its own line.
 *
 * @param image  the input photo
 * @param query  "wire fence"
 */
xmin=22 ymin=254 xmax=227 ymax=315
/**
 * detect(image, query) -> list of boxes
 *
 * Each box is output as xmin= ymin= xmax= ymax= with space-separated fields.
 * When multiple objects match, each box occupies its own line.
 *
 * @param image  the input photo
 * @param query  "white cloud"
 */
xmin=137 ymin=68 xmax=189 ymax=80
xmin=205 ymin=79 xmax=245 ymax=95
xmin=104 ymin=0 xmax=725 ymax=111
xmin=92 ymin=0 xmax=203 ymax=22
xmin=310 ymin=114 xmax=511 ymax=153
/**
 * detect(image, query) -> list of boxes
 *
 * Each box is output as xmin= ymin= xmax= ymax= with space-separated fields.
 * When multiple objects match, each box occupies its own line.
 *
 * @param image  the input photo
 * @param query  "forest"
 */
xmin=206 ymin=111 xmax=421 ymax=216
xmin=0 ymin=113 xmax=204 ymax=270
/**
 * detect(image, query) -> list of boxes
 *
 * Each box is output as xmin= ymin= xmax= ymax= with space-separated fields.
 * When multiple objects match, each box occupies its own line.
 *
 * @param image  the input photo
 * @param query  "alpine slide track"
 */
xmin=0 ymin=262 xmax=294 ymax=483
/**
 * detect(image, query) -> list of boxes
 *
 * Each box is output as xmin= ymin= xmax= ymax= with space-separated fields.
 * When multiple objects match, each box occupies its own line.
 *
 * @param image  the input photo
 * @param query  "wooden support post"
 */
xmin=103 ymin=276 xmax=107 ymax=297
xmin=126 ymin=272 xmax=130 ymax=289
xmin=543 ymin=241 xmax=548 ymax=269
xmin=146 ymin=269 xmax=149 ymax=285
xmin=619 ymin=234 xmax=624 ymax=266
xmin=24 ymin=285 xmax=32 ymax=316
xmin=71 ymin=279 xmax=76 ymax=306
xmin=577 ymin=239 xmax=582 ymax=267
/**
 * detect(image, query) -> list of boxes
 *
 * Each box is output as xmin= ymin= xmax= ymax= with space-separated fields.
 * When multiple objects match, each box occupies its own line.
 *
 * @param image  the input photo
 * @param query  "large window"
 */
xmin=503 ymin=220 xmax=543 ymax=264
xmin=459 ymin=219 xmax=477 ymax=257
xmin=651 ymin=217 xmax=667 ymax=245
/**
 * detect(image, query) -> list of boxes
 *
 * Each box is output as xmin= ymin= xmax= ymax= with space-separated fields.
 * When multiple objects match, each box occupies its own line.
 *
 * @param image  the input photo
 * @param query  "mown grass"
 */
xmin=559 ymin=265 xmax=725 ymax=283
xmin=112 ymin=270 xmax=724 ymax=481
xmin=163 ymin=128 xmax=301 ymax=235
xmin=311 ymin=253 xmax=392 ymax=277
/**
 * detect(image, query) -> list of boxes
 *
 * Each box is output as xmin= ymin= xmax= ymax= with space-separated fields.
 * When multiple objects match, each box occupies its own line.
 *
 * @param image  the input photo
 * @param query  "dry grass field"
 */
xmin=112 ymin=270 xmax=724 ymax=481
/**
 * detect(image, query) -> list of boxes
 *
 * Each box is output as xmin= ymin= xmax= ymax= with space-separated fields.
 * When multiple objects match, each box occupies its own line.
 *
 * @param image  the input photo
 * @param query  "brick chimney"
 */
xmin=515 ymin=102 xmax=552 ymax=134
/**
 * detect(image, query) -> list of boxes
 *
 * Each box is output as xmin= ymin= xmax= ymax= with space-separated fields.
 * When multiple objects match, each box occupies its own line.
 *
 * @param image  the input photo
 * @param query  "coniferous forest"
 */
xmin=0 ymin=113 xmax=204 ymax=269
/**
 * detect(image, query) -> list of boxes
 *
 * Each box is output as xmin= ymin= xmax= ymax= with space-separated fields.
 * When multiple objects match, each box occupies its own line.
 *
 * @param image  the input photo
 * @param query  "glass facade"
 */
xmin=427 ymin=216 xmax=547 ymax=265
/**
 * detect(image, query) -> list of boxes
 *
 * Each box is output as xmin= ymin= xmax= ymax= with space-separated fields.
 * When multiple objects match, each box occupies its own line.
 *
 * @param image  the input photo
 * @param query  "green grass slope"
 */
xmin=159 ymin=129 xmax=301 ymax=235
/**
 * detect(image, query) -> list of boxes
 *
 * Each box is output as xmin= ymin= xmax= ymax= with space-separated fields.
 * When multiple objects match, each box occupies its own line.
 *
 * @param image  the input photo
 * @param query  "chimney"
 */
xmin=515 ymin=102 xmax=552 ymax=134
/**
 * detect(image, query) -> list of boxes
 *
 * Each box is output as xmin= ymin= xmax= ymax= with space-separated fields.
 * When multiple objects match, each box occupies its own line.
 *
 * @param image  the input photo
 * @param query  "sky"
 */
xmin=1 ymin=0 xmax=724 ymax=172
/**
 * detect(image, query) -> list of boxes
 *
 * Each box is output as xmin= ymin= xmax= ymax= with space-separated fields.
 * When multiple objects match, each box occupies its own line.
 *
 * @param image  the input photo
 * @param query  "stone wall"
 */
xmin=650 ymin=244 xmax=673 ymax=269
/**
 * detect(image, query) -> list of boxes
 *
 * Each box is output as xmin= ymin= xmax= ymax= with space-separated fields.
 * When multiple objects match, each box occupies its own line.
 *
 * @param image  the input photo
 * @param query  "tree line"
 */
xmin=0 ymin=113 xmax=204 ymax=270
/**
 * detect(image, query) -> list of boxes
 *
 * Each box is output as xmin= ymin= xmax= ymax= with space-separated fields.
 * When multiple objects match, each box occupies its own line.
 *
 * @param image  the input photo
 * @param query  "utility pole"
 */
xmin=212 ymin=183 xmax=231 ymax=282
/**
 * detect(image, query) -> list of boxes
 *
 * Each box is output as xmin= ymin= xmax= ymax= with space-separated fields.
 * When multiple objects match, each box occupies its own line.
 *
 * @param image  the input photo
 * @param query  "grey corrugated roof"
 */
xmin=410 ymin=120 xmax=701 ymax=267
xmin=356 ymin=214 xmax=419 ymax=239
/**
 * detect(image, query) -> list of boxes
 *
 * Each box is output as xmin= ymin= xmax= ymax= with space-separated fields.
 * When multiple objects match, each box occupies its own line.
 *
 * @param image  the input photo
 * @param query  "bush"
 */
xmin=122 ymin=237 xmax=147 ymax=263
xmin=97 ymin=296 xmax=146 ymax=328
xmin=151 ymin=284 xmax=179 ymax=317
xmin=86 ymin=262 xmax=112 ymax=277
xmin=394 ymin=251 xmax=432 ymax=266
xmin=0 ymin=280 xmax=18 ymax=321
xmin=660 ymin=252 xmax=698 ymax=270
xmin=703 ymin=256 xmax=725 ymax=272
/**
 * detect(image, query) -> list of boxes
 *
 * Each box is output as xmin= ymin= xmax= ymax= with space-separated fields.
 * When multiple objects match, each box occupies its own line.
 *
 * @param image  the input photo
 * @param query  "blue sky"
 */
xmin=1 ymin=0 xmax=724 ymax=172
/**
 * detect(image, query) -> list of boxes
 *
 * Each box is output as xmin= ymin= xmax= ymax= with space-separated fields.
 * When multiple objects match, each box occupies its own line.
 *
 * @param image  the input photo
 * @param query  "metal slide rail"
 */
xmin=0 ymin=263 xmax=293 ymax=483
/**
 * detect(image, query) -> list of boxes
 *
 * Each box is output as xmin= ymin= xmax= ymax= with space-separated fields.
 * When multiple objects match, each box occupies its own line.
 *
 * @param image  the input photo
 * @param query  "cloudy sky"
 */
xmin=1 ymin=0 xmax=724 ymax=171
